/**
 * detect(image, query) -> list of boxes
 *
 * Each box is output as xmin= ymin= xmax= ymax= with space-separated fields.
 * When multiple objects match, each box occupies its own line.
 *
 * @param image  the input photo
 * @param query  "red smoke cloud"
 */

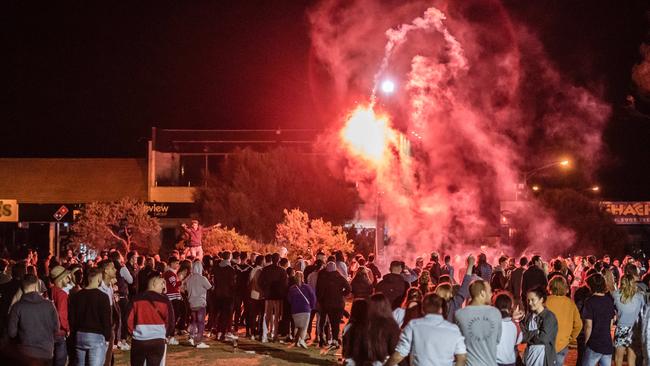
xmin=309 ymin=0 xmax=610 ymax=261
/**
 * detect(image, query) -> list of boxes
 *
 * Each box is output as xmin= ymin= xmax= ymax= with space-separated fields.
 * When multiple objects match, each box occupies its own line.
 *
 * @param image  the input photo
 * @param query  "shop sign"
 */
xmin=600 ymin=201 xmax=650 ymax=225
xmin=0 ymin=200 xmax=18 ymax=222
xmin=144 ymin=202 xmax=194 ymax=218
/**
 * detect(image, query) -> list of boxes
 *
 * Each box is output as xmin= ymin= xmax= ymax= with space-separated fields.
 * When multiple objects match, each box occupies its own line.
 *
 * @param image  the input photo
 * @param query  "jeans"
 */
xmin=75 ymin=332 xmax=107 ymax=366
xmin=190 ymin=307 xmax=207 ymax=343
xmin=53 ymin=335 xmax=68 ymax=366
xmin=557 ymin=347 xmax=569 ymax=366
xmin=583 ymin=347 xmax=612 ymax=366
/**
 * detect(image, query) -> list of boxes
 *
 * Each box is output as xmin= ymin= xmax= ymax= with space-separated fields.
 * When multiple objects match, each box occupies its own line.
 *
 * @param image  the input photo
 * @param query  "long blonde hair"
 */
xmin=619 ymin=274 xmax=637 ymax=304
xmin=294 ymin=271 xmax=305 ymax=287
xmin=603 ymin=269 xmax=616 ymax=293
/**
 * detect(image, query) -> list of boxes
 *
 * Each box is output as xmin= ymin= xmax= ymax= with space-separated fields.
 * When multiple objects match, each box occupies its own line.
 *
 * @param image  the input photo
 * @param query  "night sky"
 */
xmin=2 ymin=1 xmax=649 ymax=199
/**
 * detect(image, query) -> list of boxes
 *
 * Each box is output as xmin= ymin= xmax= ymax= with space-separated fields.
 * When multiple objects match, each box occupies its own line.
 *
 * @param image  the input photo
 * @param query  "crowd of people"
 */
xmin=1 ymin=238 xmax=650 ymax=366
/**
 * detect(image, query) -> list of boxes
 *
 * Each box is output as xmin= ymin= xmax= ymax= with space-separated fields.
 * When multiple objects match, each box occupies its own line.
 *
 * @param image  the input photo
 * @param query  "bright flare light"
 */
xmin=341 ymin=106 xmax=395 ymax=165
xmin=381 ymin=80 xmax=395 ymax=94
xmin=560 ymin=159 xmax=570 ymax=167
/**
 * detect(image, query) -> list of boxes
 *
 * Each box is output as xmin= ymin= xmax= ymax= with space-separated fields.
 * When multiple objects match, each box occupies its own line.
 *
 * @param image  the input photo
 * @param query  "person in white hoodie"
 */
xmin=182 ymin=260 xmax=212 ymax=349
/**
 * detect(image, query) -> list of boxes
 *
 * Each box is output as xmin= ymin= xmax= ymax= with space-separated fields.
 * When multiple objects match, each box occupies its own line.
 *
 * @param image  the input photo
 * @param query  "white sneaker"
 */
xmin=196 ymin=342 xmax=210 ymax=349
xmin=261 ymin=336 xmax=269 ymax=343
xmin=118 ymin=341 xmax=131 ymax=351
xmin=188 ymin=338 xmax=195 ymax=347
xmin=298 ymin=339 xmax=308 ymax=349
xmin=225 ymin=333 xmax=238 ymax=341
xmin=168 ymin=337 xmax=179 ymax=346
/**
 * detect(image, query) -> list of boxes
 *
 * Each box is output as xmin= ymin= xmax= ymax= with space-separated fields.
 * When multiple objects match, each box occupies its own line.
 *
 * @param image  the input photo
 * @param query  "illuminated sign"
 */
xmin=0 ymin=200 xmax=18 ymax=222
xmin=144 ymin=202 xmax=194 ymax=218
xmin=600 ymin=201 xmax=650 ymax=225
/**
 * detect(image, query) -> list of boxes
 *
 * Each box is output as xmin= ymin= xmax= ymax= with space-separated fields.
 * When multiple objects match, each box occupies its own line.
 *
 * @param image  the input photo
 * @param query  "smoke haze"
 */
xmin=309 ymin=0 xmax=611 ymax=261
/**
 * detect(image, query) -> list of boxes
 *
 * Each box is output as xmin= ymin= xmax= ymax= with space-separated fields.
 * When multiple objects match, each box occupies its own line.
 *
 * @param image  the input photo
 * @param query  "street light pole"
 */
xmin=518 ymin=159 xmax=570 ymax=200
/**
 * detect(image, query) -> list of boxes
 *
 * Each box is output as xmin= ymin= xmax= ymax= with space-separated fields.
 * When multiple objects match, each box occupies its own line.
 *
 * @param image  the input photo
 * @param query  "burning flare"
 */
xmin=340 ymin=106 xmax=396 ymax=166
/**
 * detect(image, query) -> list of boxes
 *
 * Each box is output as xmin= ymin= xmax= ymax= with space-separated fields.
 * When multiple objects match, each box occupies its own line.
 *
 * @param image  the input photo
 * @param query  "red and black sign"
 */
xmin=53 ymin=205 xmax=69 ymax=221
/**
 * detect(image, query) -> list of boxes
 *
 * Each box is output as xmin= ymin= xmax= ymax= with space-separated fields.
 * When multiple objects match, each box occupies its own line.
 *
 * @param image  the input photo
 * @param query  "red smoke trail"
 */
xmin=310 ymin=0 xmax=610 ymax=263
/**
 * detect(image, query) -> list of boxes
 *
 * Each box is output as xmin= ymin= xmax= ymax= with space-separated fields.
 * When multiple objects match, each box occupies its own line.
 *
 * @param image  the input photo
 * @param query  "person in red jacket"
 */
xmin=50 ymin=265 xmax=71 ymax=366
xmin=127 ymin=273 xmax=175 ymax=366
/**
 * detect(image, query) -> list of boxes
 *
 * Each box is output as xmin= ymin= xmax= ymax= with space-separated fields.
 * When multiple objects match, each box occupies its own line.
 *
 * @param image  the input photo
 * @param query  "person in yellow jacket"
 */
xmin=546 ymin=275 xmax=583 ymax=366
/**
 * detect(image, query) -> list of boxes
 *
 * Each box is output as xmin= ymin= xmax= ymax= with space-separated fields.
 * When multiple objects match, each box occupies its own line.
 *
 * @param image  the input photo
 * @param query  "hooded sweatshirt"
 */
xmin=183 ymin=261 xmax=212 ymax=309
xmin=259 ymin=263 xmax=289 ymax=300
xmin=8 ymin=292 xmax=60 ymax=360
xmin=316 ymin=262 xmax=351 ymax=309
xmin=212 ymin=259 xmax=237 ymax=298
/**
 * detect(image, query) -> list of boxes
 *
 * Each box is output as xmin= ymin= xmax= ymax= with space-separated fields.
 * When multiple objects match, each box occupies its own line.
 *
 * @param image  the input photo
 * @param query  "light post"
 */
xmin=517 ymin=159 xmax=570 ymax=200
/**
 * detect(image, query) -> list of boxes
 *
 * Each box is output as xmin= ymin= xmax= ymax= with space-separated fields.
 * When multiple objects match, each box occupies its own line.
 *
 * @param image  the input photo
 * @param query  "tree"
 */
xmin=71 ymin=198 xmax=161 ymax=254
xmin=198 ymin=224 xmax=257 ymax=255
xmin=195 ymin=147 xmax=358 ymax=242
xmin=275 ymin=208 xmax=354 ymax=258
